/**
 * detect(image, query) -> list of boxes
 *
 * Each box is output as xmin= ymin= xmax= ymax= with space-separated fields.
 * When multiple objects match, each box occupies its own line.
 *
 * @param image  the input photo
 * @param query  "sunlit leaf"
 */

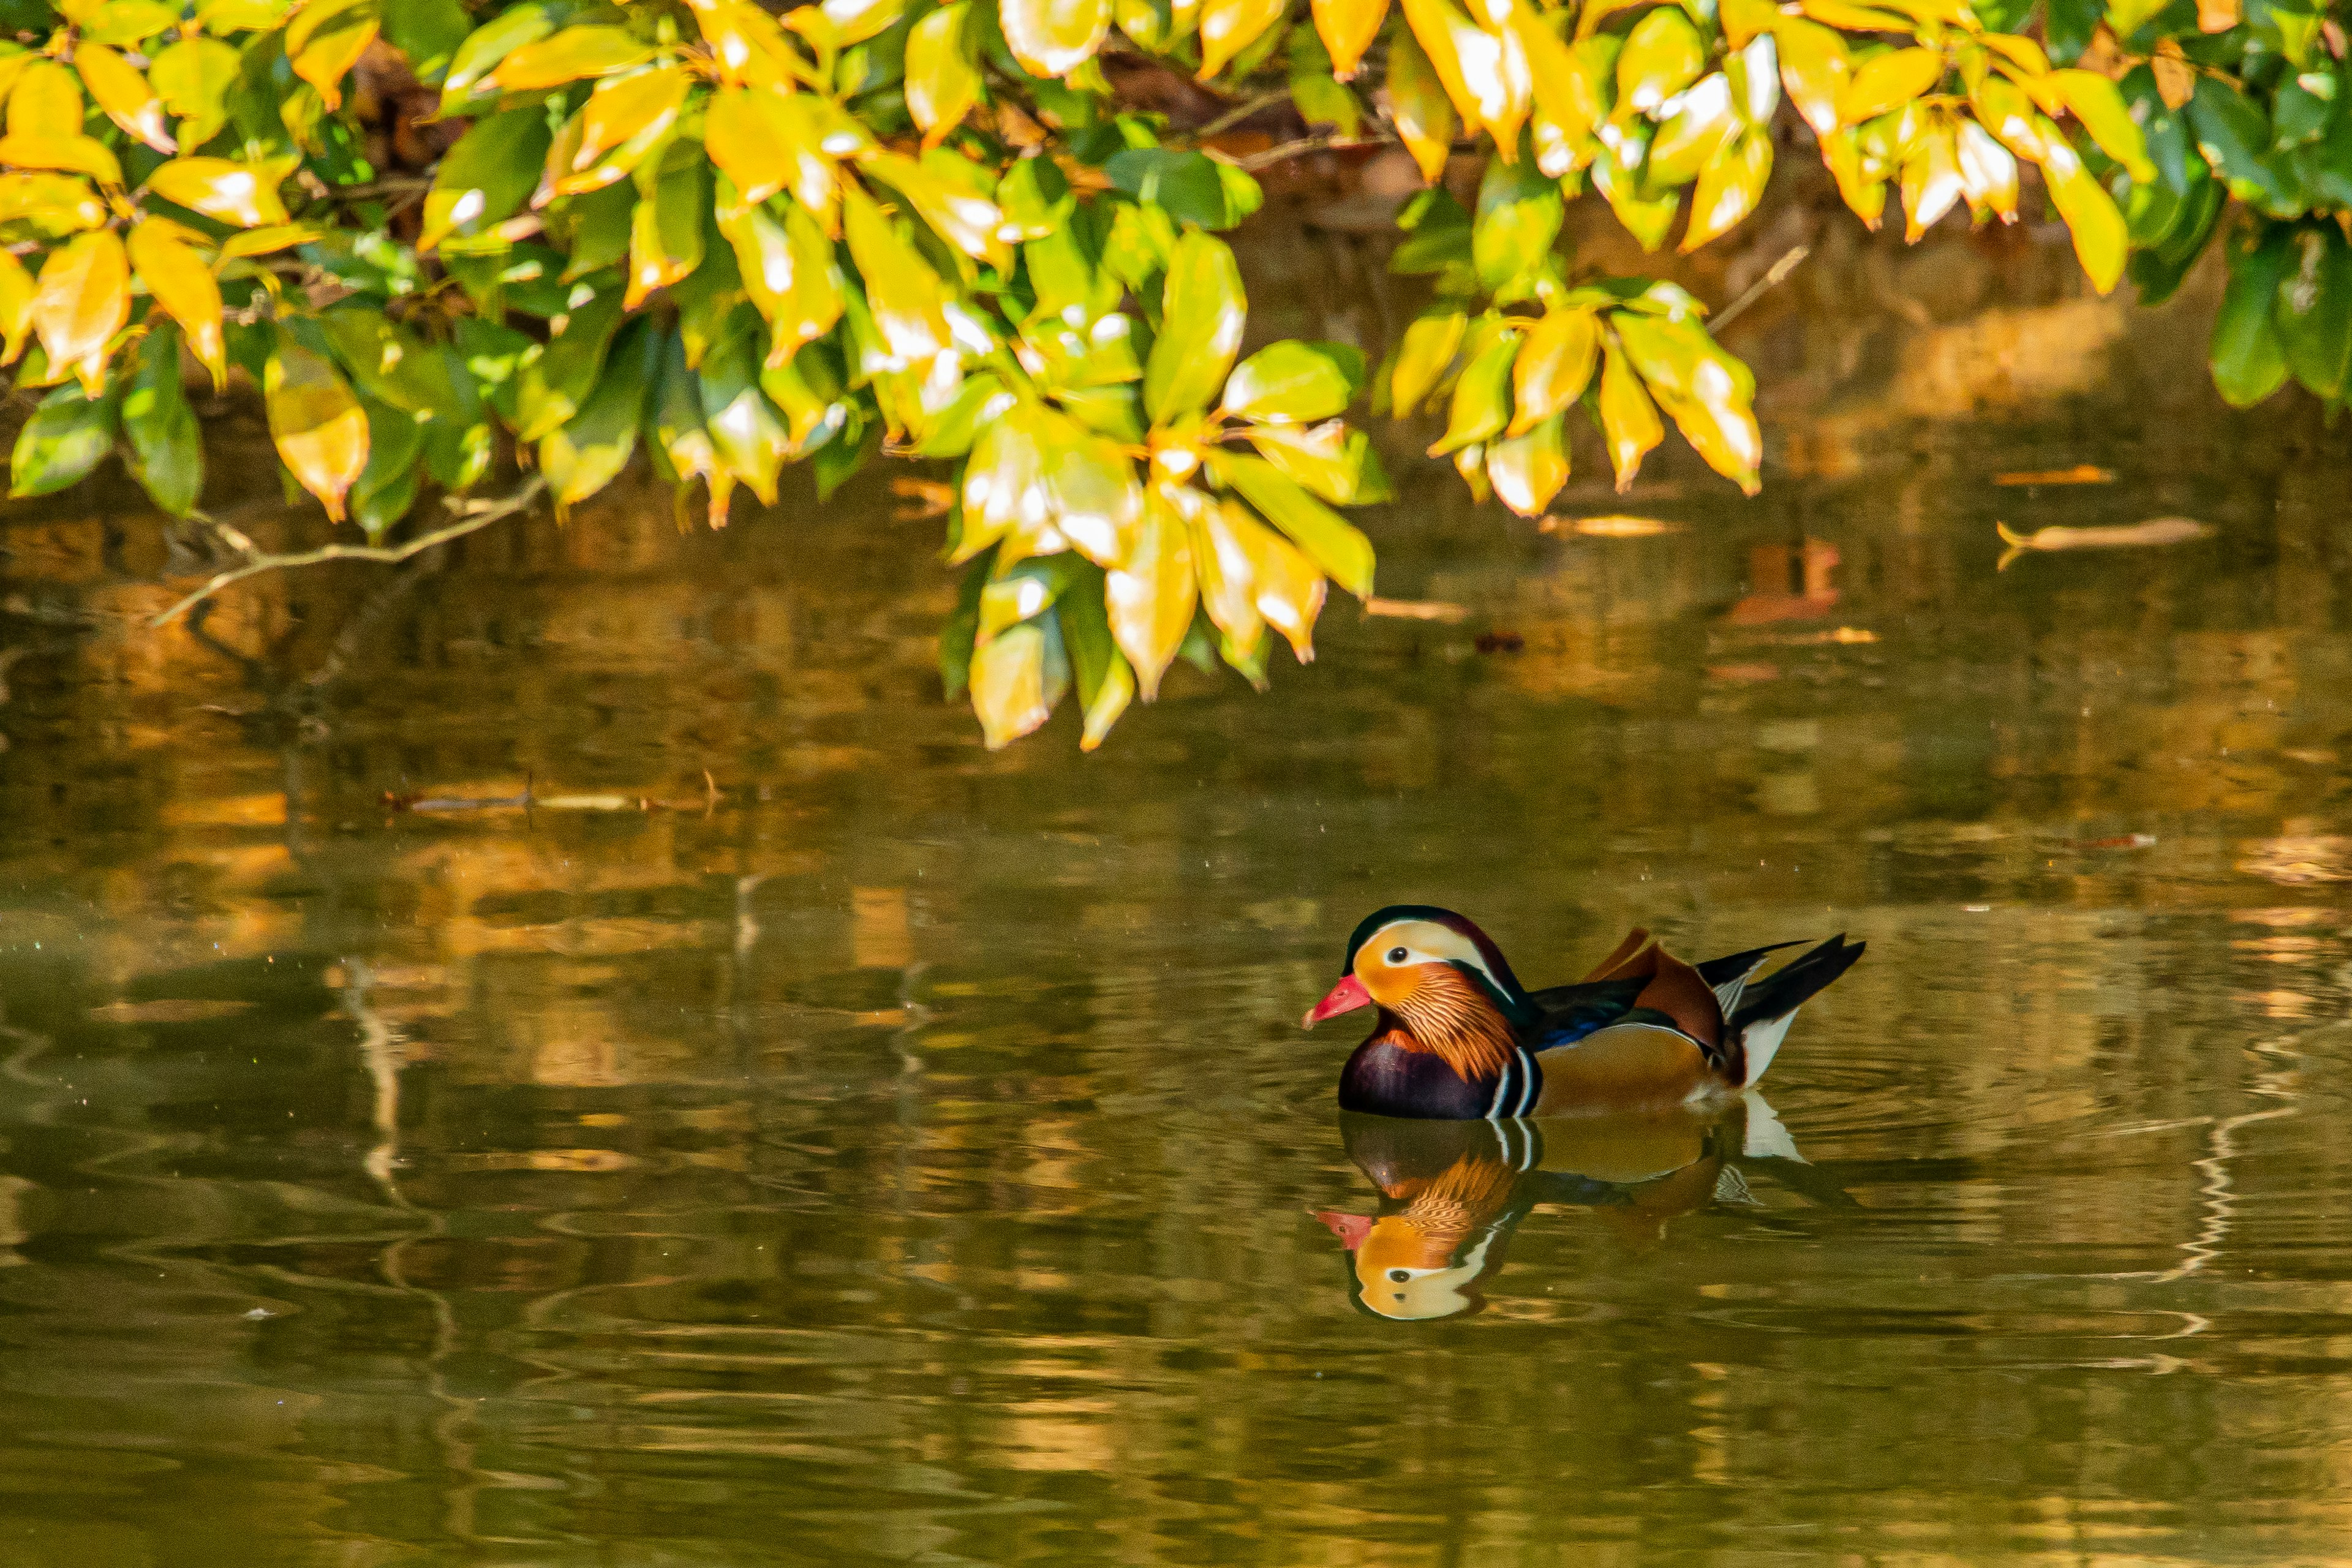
xmin=1246 ymin=418 xmax=1390 ymax=503
xmin=9 ymin=61 xmax=86 ymax=138
xmin=841 ymin=181 xmax=958 ymax=365
xmin=1838 ymin=46 xmax=1942 ymax=128
xmin=489 ymin=26 xmax=656 ymax=92
xmin=571 ymin=64 xmax=690 ymax=179
xmin=1683 ymin=126 xmax=1771 ymax=249
xmin=541 ymin=323 xmax=654 ymax=514
xmin=1595 ymin=329 xmax=1662 ymax=492
xmin=148 ymin=37 xmax=240 ymax=149
xmin=1648 ymin=73 xmax=1738 ymax=188
xmin=126 ymin=219 xmax=226 ymax=389
xmin=1401 ymin=0 xmax=1525 ymax=149
xmin=515 ymin=280 xmax=627 ymax=440
xmin=1429 ymin=315 xmax=1517 ymax=455
xmin=699 ymin=326 xmax=792 ymax=505
xmin=1143 ymin=230 xmax=1246 ymax=425
xmin=2037 ymin=136 xmax=2126 ymax=293
xmin=421 ymin=107 xmax=551 ymax=252
xmin=1208 ymin=497 xmax=1325 ymax=660
xmin=1509 ymin=305 xmax=1597 ymax=432
xmin=1472 ymin=152 xmax=1562 ymax=290
xmin=0 ymin=248 xmax=33 ymax=365
xmin=0 ymin=133 xmax=123 ymax=187
xmin=969 ymin=615 xmax=1063 ymax=747
xmin=31 ymin=228 xmax=128 ymax=394
xmin=1106 ymin=485 xmax=1199 ymax=697
xmin=1212 ymin=450 xmax=1376 ymax=597
xmin=1223 ymin=340 xmax=1364 ymax=423
xmin=1954 ymin=118 xmax=2018 ymax=221
xmin=1197 ymin=0 xmax=1286 ymax=78
xmin=265 ymin=330 xmax=369 ymax=521
xmin=1057 ymin=571 xmax=1137 ymax=750
xmin=1899 ymin=116 xmax=1964 ymax=240
xmin=2052 ymin=69 xmax=2154 ymax=182
xmin=1485 ymin=413 xmax=1566 ymax=516
xmin=1613 ymin=312 xmax=1761 ymax=494
xmin=143 ymin=156 xmax=289 ymax=227
xmin=1388 ymin=303 xmax=1466 ymax=415
xmin=284 ymin=0 xmax=378 ymax=111
xmin=9 ymin=379 xmax=116 ymax=497
xmin=863 ymin=150 xmax=1011 ymax=270
xmin=1773 ymin=18 xmax=1849 ymax=138
xmin=1312 ymin=0 xmax=1389 ymax=80
xmin=1616 ymin=6 xmax=1704 ymax=115
xmin=75 ymin=43 xmax=173 ymax=153
xmin=722 ymin=197 xmax=844 ymax=361
xmin=1000 ymin=0 xmax=1114 ymax=77
xmin=1385 ymin=26 xmax=1458 ymax=184
xmin=441 ymin=1 xmax=563 ymax=111
xmin=907 ymin=2 xmax=983 ymax=148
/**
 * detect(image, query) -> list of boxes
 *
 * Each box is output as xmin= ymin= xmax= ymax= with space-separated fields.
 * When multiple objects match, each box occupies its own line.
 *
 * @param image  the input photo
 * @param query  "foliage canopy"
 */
xmin=0 ymin=0 xmax=2339 ymax=745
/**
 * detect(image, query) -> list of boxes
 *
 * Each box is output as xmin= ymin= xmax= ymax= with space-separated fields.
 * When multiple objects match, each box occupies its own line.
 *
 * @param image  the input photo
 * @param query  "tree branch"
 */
xmin=150 ymin=477 xmax=547 ymax=628
xmin=1234 ymin=132 xmax=1395 ymax=172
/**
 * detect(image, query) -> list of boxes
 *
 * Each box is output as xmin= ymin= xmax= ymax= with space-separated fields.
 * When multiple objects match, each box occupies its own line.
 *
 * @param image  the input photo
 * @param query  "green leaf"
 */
xmin=2274 ymin=223 xmax=2352 ymax=401
xmin=439 ymin=0 xmax=567 ymax=111
xmin=515 ymin=274 xmax=627 ymax=441
xmin=2052 ymin=69 xmax=2154 ymax=183
xmin=121 ymin=323 xmax=201 ymax=516
xmin=2273 ymin=70 xmax=2335 ymax=151
xmin=1246 ymin=420 xmax=1390 ymax=504
xmin=1057 ymin=566 xmax=1136 ymax=749
xmin=1104 ymin=147 xmax=1263 ymax=230
xmin=1221 ymin=340 xmax=1363 ymax=423
xmin=350 ymin=394 xmax=426 ymax=539
xmin=1615 ymin=6 xmax=1704 ymax=115
xmin=2211 ymin=225 xmax=2291 ymax=409
xmin=421 ymin=107 xmax=551 ymax=253
xmin=699 ymin=324 xmax=792 ymax=504
xmin=148 ymin=37 xmax=241 ymax=148
xmin=2127 ymin=170 xmax=2222 ymax=305
xmin=381 ymin=0 xmax=471 ymax=85
xmin=1472 ymin=152 xmax=1563 ymax=293
xmin=1211 ymin=451 xmax=1376 ymax=598
xmin=1428 ymin=315 xmax=1517 ymax=456
xmin=2186 ymin=77 xmax=2301 ymax=217
xmin=1612 ymin=312 xmax=1761 ymax=494
xmin=9 ymin=379 xmax=115 ymax=497
xmin=941 ymin=549 xmax=991 ymax=700
xmin=1142 ymin=230 xmax=1245 ymax=424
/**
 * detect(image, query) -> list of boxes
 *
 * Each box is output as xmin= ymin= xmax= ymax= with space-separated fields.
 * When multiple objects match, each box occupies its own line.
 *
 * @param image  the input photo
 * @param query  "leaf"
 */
xmin=0 ymin=248 xmax=32 ymax=364
xmin=31 ymin=228 xmax=129 ymax=394
xmin=978 ymin=555 xmax=1074 ymax=646
xmin=863 ymin=150 xmax=1011 ymax=269
xmin=627 ymin=157 xmax=707 ymax=308
xmin=2185 ymin=76 xmax=2297 ymax=216
xmin=1472 ymin=151 xmax=1563 ymax=290
xmin=2037 ymin=137 xmax=2127 ymax=293
xmin=541 ymin=322 xmax=654 ymax=513
xmin=1221 ymin=341 xmax=1363 ymax=423
xmin=1486 ymin=414 xmax=1566 ymax=516
xmin=1589 ymin=124 xmax=1678 ymax=251
xmin=126 ymin=220 xmax=225 ymax=389
xmin=489 ymin=26 xmax=655 ymax=92
xmin=148 ymin=38 xmax=241 ymax=149
xmin=1312 ymin=0 xmax=1388 ymax=80
xmin=1000 ymin=0 xmax=1114 ymax=77
xmin=440 ymin=0 xmax=564 ymax=110
xmin=1954 ymin=118 xmax=2019 ymax=221
xmin=1104 ymin=147 xmax=1264 ymax=230
xmin=420 ymin=107 xmax=552 ymax=252
xmin=514 ymin=278 xmax=627 ymax=440
xmin=722 ymin=197 xmax=844 ymax=361
xmin=2211 ymin=227 xmax=2290 ymax=407
xmin=704 ymin=88 xmax=804 ymax=210
xmin=1057 ymin=571 xmax=1136 ymax=749
xmin=1773 ymin=18 xmax=1849 ymax=138
xmin=1837 ymin=45 xmax=1941 ymax=129
xmin=1197 ymin=0 xmax=1286 ymax=78
xmin=1683 ymin=126 xmax=1771 ymax=249
xmin=1142 ymin=230 xmax=1246 ymax=425
xmin=1595 ymin=329 xmax=1662 ymax=492
xmin=1616 ymin=6 xmax=1704 ymax=115
xmin=1612 ymin=312 xmax=1760 ymax=494
xmin=649 ymin=325 xmax=722 ymax=500
xmin=1385 ymin=25 xmax=1458 ymax=184
xmin=9 ymin=380 xmax=116 ymax=497
xmin=1509 ymin=306 xmax=1598 ymax=433
xmin=700 ymin=326 xmax=792 ymax=505
xmin=345 ymin=393 xmax=424 ymax=538
xmin=75 ymin=43 xmax=173 ymax=153
xmin=1648 ymin=73 xmax=1738 ymax=188
xmin=1206 ymin=496 xmax=1327 ymax=662
xmin=1899 ymin=116 xmax=1964 ymax=240
xmin=969 ymin=616 xmax=1062 ymax=748
xmin=1389 ymin=304 xmax=1466 ymax=415
xmin=0 ymin=133 xmax=123 ymax=187
xmin=143 ymin=156 xmax=288 ymax=227
xmin=840 ymin=181 xmax=956 ymax=366
xmin=1106 ymin=486 xmax=1199 ymax=697
xmin=2052 ymin=69 xmax=2153 ymax=182
xmin=8 ymin=61 xmax=86 ymax=138
xmin=2274 ymin=224 xmax=2352 ymax=401
xmin=1512 ymin=6 xmax=1602 ymax=150
xmin=1246 ymin=418 xmax=1389 ymax=503
xmin=570 ymin=64 xmax=690 ymax=181
xmin=285 ymin=0 xmax=378 ymax=111
xmin=1039 ymin=407 xmax=1144 ymax=566
xmin=265 ymin=330 xmax=369 ymax=521
xmin=941 ymin=553 xmax=988 ymax=698
xmin=1401 ymin=0 xmax=1524 ymax=148
xmin=382 ymin=0 xmax=473 ymax=85
xmin=907 ymin=2 xmax=982 ymax=148
xmin=1212 ymin=450 xmax=1376 ymax=597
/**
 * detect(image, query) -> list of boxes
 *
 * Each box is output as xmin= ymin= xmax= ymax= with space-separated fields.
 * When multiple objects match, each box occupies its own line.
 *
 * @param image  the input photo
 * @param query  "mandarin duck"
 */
xmin=1302 ymin=907 xmax=1863 ymax=1120
xmin=1315 ymin=1101 xmax=1829 ymax=1319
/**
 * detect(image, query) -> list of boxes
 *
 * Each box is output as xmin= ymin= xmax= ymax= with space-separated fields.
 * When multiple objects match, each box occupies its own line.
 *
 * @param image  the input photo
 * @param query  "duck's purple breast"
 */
xmin=1338 ymin=1038 xmax=1493 ymax=1120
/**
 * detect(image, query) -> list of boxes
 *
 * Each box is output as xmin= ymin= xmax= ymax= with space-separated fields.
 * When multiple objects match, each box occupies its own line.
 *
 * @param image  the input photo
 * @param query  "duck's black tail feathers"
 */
xmin=1728 ymin=934 xmax=1865 ymax=1087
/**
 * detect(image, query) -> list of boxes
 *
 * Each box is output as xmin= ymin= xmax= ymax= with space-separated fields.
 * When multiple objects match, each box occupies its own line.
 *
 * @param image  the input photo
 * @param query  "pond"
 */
xmin=1 ymin=227 xmax=2350 ymax=1565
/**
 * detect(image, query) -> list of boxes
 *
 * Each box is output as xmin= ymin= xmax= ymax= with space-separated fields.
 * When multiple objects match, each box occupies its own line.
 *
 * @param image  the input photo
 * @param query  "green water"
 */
xmin=2 ymin=247 xmax=2351 ymax=1564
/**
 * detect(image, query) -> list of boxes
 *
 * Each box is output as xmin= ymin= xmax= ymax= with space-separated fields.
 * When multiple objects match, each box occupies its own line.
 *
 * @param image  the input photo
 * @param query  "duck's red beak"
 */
xmin=1302 ymin=974 xmax=1371 ymax=1028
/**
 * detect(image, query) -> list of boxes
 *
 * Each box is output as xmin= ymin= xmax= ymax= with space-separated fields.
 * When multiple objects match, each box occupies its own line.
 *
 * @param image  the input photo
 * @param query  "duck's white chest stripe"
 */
xmin=1485 ymin=1049 xmax=1543 ymax=1120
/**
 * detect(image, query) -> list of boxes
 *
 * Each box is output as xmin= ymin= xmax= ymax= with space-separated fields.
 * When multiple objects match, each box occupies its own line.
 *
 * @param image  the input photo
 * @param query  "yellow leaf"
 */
xmin=1400 ymin=0 xmax=1522 ymax=149
xmin=1312 ymin=0 xmax=1389 ymax=80
xmin=1486 ymin=415 xmax=1567 ymax=516
xmin=573 ymin=64 xmax=689 ymax=173
xmin=285 ymin=0 xmax=379 ymax=111
xmin=1510 ymin=6 xmax=1601 ymax=148
xmin=219 ymin=223 xmax=323 ymax=257
xmin=1197 ymin=0 xmax=1286 ymax=79
xmin=906 ymin=1 xmax=983 ymax=148
xmin=696 ymin=1 xmax=806 ymax=91
xmin=75 ymin=44 xmax=174 ymax=153
xmin=1595 ymin=330 xmax=1660 ymax=493
xmin=968 ymin=618 xmax=1057 ymax=748
xmin=626 ymin=190 xmax=696 ymax=309
xmin=1818 ymin=124 xmax=1885 ymax=226
xmin=1385 ymin=27 xmax=1458 ymax=183
xmin=1771 ymin=18 xmax=1849 ymax=137
xmin=1612 ymin=313 xmax=1762 ymax=494
xmin=2037 ymin=137 xmax=2125 ymax=294
xmin=1185 ymin=483 xmax=1264 ymax=654
xmin=0 ymin=248 xmax=32 ymax=364
xmin=1210 ymin=498 xmax=1325 ymax=661
xmin=1899 ymin=116 xmax=1962 ymax=240
xmin=31 ymin=228 xmax=129 ymax=395
xmin=7 ymin=61 xmax=86 ymax=139
xmin=2196 ymin=0 xmax=2239 ymax=29
xmin=265 ymin=336 xmax=370 ymax=522
xmin=1683 ymin=126 xmax=1770 ymax=249
xmin=0 ymin=172 xmax=106 ymax=232
xmin=489 ymin=26 xmax=658 ymax=92
xmin=1000 ymin=0 xmax=1114 ymax=78
xmin=0 ymin=133 xmax=123 ymax=187
xmin=1509 ymin=306 xmax=1597 ymax=434
xmin=1106 ymin=487 xmax=1197 ymax=698
xmin=127 ymin=219 xmax=225 ymax=388
xmin=1954 ymin=117 xmax=2016 ymax=221
xmin=1838 ymin=45 xmax=1943 ymax=128
xmin=143 ymin=156 xmax=290 ymax=227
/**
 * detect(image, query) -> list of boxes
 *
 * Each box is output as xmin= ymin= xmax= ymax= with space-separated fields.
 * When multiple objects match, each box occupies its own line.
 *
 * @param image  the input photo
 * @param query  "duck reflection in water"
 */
xmin=1315 ymin=1095 xmax=1847 ymax=1321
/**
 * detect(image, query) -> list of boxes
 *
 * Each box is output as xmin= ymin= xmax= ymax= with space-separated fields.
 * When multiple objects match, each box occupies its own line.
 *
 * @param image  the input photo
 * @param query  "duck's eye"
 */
xmin=1387 ymin=1268 xmax=1411 ymax=1283
xmin=1385 ymin=946 xmax=1408 ymax=963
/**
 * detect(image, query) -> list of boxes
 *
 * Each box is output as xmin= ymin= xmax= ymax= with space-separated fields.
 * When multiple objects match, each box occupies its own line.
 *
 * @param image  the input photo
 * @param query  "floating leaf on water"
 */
xmin=1991 ymin=464 xmax=2113 ymax=486
xmin=1542 ymin=513 xmax=1684 ymax=537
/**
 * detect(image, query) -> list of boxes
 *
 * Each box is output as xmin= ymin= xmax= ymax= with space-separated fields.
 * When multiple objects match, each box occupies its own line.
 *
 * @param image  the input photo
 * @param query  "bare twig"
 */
xmin=1711 ymin=243 xmax=1812 ymax=331
xmin=150 ymin=477 xmax=546 ymax=628
xmin=1196 ymin=91 xmax=1292 ymax=140
xmin=1234 ymin=132 xmax=1395 ymax=172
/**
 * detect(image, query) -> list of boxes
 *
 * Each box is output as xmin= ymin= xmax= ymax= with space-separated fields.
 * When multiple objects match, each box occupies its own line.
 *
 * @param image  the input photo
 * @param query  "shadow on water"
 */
xmin=0 ymin=217 xmax=2348 ymax=1562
